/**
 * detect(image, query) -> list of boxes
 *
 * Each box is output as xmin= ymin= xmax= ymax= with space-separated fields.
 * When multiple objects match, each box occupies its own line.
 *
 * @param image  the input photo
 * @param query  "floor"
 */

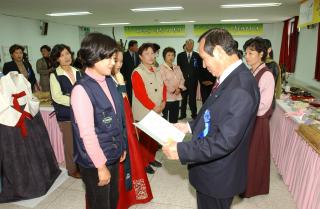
xmin=0 ymin=151 xmax=297 ymax=209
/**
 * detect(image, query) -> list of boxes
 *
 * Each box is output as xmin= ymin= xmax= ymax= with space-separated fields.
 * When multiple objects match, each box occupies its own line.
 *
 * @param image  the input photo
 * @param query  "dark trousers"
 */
xmin=180 ymin=83 xmax=198 ymax=118
xmin=200 ymin=84 xmax=213 ymax=104
xmin=80 ymin=163 xmax=119 ymax=209
xmin=197 ymin=191 xmax=233 ymax=209
xmin=162 ymin=101 xmax=180 ymax=123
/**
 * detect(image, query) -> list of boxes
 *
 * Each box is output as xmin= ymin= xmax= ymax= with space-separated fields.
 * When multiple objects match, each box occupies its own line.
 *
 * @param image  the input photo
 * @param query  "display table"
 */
xmin=270 ymin=100 xmax=320 ymax=209
xmin=40 ymin=106 xmax=65 ymax=164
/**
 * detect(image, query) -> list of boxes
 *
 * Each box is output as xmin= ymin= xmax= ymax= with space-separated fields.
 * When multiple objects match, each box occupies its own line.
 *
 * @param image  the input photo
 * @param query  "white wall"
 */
xmin=93 ymin=23 xmax=284 ymax=65
xmin=291 ymin=24 xmax=320 ymax=91
xmin=0 ymin=13 xmax=81 ymax=78
xmin=4 ymin=12 xmax=316 ymax=91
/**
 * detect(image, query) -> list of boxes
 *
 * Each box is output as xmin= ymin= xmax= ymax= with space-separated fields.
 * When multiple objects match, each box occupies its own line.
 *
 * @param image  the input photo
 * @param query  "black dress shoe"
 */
xmin=145 ymin=165 xmax=155 ymax=174
xmin=150 ymin=160 xmax=162 ymax=167
xmin=178 ymin=116 xmax=186 ymax=120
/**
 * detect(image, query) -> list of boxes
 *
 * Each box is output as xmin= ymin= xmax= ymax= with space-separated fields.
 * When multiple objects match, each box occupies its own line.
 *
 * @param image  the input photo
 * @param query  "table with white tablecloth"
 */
xmin=270 ymin=100 xmax=320 ymax=209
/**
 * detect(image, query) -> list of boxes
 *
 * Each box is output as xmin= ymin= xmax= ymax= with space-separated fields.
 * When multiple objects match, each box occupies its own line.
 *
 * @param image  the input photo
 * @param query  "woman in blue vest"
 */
xmin=71 ymin=33 xmax=126 ymax=209
xmin=50 ymin=44 xmax=82 ymax=178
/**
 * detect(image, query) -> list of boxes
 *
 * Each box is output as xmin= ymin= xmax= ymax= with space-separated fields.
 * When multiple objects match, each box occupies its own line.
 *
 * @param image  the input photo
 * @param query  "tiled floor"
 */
xmin=1 ymin=150 xmax=297 ymax=209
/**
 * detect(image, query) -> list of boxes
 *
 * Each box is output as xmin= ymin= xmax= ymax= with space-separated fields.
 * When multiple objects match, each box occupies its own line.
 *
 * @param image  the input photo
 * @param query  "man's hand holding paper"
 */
xmin=133 ymin=111 xmax=185 ymax=146
xmin=162 ymin=140 xmax=179 ymax=160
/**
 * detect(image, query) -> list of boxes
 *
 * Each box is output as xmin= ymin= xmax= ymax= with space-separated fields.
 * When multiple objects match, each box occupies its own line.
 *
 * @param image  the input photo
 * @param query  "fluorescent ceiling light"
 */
xmin=160 ymin=20 xmax=195 ymax=24
xmin=221 ymin=3 xmax=282 ymax=8
xmin=98 ymin=22 xmax=130 ymax=26
xmin=131 ymin=6 xmax=184 ymax=12
xmin=46 ymin=11 xmax=92 ymax=16
xmin=221 ymin=19 xmax=259 ymax=22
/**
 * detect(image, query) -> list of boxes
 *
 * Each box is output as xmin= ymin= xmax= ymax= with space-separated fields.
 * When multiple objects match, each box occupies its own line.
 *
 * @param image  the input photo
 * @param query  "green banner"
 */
xmin=124 ymin=25 xmax=185 ymax=37
xmin=193 ymin=24 xmax=264 ymax=36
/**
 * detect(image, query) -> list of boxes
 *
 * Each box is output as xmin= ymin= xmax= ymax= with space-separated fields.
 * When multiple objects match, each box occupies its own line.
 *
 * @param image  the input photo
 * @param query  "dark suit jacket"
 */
xmin=3 ymin=61 xmax=37 ymax=90
xmin=120 ymin=50 xmax=140 ymax=84
xmin=177 ymin=63 xmax=260 ymax=198
xmin=177 ymin=51 xmax=203 ymax=88
xmin=198 ymin=67 xmax=216 ymax=84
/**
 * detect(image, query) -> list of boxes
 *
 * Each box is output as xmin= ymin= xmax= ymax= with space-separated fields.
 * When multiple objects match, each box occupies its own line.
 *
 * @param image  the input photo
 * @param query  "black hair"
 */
xmin=264 ymin=38 xmax=274 ymax=59
xmin=50 ymin=44 xmax=72 ymax=68
xmin=152 ymin=43 xmax=160 ymax=53
xmin=162 ymin=47 xmax=176 ymax=59
xmin=128 ymin=40 xmax=138 ymax=48
xmin=138 ymin=43 xmax=154 ymax=56
xmin=198 ymin=28 xmax=237 ymax=56
xmin=243 ymin=37 xmax=268 ymax=62
xmin=40 ymin=45 xmax=51 ymax=52
xmin=79 ymin=33 xmax=117 ymax=68
xmin=9 ymin=44 xmax=24 ymax=54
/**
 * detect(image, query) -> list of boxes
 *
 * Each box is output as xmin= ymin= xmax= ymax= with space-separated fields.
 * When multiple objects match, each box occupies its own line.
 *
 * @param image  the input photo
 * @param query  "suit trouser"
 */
xmin=200 ymin=84 xmax=213 ymax=104
xmin=80 ymin=163 xmax=119 ymax=209
xmin=180 ymin=82 xmax=198 ymax=117
xmin=162 ymin=101 xmax=180 ymax=123
xmin=58 ymin=121 xmax=78 ymax=174
xmin=196 ymin=191 xmax=233 ymax=209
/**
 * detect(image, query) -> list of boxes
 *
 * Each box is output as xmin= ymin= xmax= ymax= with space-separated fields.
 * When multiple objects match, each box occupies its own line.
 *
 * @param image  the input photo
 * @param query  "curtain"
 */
xmin=288 ymin=16 xmax=299 ymax=73
xmin=315 ymin=24 xmax=320 ymax=81
xmin=279 ymin=16 xmax=299 ymax=73
xmin=279 ymin=20 xmax=289 ymax=72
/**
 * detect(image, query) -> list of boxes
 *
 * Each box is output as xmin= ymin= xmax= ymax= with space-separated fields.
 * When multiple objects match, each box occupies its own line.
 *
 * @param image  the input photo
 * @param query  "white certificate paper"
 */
xmin=134 ymin=111 xmax=185 ymax=145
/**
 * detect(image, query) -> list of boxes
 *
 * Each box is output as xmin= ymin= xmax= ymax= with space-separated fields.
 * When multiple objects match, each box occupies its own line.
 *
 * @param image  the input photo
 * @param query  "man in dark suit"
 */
xmin=177 ymin=39 xmax=203 ymax=119
xmin=163 ymin=28 xmax=260 ymax=209
xmin=120 ymin=40 xmax=140 ymax=105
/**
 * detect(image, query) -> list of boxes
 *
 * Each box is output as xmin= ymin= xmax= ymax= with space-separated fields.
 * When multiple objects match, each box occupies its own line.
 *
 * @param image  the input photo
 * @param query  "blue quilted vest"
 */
xmin=52 ymin=70 xmax=82 ymax=121
xmin=71 ymin=74 xmax=125 ymax=168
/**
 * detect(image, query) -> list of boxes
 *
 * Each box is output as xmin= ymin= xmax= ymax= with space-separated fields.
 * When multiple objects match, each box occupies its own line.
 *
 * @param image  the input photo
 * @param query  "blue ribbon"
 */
xmin=198 ymin=109 xmax=211 ymax=139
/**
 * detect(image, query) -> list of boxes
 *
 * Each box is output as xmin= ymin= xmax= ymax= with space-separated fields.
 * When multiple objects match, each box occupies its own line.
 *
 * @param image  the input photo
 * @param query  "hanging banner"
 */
xmin=124 ymin=25 xmax=186 ymax=37
xmin=193 ymin=24 xmax=263 ymax=36
xmin=298 ymin=0 xmax=320 ymax=28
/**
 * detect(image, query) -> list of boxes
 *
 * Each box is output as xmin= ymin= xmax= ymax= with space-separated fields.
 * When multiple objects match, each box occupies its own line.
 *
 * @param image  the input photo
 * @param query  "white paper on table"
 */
xmin=133 ymin=110 xmax=185 ymax=145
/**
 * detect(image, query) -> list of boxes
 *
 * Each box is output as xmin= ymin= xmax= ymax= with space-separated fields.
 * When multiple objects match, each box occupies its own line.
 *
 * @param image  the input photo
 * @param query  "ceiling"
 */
xmin=0 ymin=0 xmax=300 ymax=27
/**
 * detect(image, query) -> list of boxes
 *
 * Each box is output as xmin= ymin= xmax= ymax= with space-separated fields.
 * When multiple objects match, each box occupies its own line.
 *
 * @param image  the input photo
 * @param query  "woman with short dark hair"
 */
xmin=131 ymin=43 xmax=167 ymax=174
xmin=242 ymin=37 xmax=275 ymax=198
xmin=3 ymin=44 xmax=37 ymax=91
xmin=71 ymin=33 xmax=127 ymax=209
xmin=160 ymin=47 xmax=186 ymax=123
xmin=50 ymin=44 xmax=82 ymax=178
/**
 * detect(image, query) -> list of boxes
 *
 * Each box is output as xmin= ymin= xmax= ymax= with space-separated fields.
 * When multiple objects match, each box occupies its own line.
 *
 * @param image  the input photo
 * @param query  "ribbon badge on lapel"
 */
xmin=198 ymin=109 xmax=211 ymax=140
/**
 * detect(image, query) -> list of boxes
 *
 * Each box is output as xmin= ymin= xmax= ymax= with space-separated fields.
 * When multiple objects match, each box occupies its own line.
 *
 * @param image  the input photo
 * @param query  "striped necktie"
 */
xmin=210 ymin=80 xmax=220 ymax=95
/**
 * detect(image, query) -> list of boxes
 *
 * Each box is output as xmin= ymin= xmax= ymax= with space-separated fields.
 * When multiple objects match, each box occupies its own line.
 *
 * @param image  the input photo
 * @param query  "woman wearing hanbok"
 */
xmin=112 ymin=51 xmax=153 ymax=209
xmin=242 ymin=37 xmax=275 ymax=198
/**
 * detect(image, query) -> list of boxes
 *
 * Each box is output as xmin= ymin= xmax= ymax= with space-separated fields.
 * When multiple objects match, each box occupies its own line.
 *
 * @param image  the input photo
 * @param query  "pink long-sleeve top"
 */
xmin=71 ymin=69 xmax=116 ymax=168
xmin=253 ymin=63 xmax=275 ymax=116
xmin=159 ymin=63 xmax=186 ymax=102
